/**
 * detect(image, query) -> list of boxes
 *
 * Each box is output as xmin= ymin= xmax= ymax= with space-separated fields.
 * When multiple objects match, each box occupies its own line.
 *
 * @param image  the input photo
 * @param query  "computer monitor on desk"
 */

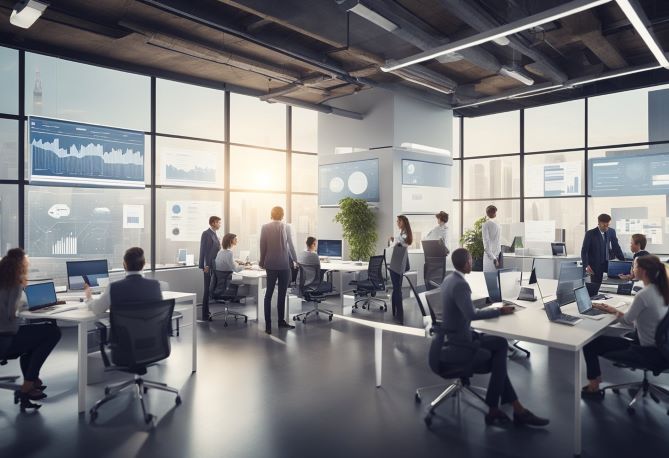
xmin=66 ymin=259 xmax=109 ymax=291
xmin=317 ymin=239 xmax=342 ymax=259
xmin=607 ymin=260 xmax=632 ymax=279
xmin=556 ymin=261 xmax=585 ymax=306
xmin=551 ymin=242 xmax=566 ymax=256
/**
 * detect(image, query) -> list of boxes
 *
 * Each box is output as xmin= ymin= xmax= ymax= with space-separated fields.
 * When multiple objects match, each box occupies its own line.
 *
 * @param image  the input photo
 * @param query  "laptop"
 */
xmin=24 ymin=282 xmax=65 ymax=312
xmin=551 ymin=242 xmax=567 ymax=256
xmin=574 ymin=285 xmax=607 ymax=317
xmin=536 ymin=281 xmax=581 ymax=326
xmin=603 ymin=260 xmax=633 ymax=284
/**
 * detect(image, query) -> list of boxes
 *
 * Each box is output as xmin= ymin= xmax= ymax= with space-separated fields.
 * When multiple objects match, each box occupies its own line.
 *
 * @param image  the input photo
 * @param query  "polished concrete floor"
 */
xmin=1 ymin=295 xmax=668 ymax=458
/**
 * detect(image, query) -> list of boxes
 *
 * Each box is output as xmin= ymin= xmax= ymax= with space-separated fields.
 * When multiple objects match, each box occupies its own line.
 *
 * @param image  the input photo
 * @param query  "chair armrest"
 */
xmin=95 ymin=321 xmax=111 ymax=368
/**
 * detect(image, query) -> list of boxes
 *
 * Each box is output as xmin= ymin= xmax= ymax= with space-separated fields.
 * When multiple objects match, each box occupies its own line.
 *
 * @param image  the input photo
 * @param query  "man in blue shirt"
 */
xmin=581 ymin=213 xmax=625 ymax=284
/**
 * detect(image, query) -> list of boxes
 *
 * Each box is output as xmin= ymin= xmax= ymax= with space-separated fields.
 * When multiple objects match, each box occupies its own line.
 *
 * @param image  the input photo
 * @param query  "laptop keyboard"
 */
xmin=584 ymin=308 xmax=606 ymax=316
xmin=559 ymin=313 xmax=580 ymax=322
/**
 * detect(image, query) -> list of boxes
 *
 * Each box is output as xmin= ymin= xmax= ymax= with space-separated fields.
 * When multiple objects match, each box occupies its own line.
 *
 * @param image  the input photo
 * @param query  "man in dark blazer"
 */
xmin=440 ymin=248 xmax=549 ymax=427
xmin=199 ymin=216 xmax=222 ymax=321
xmin=581 ymin=213 xmax=625 ymax=284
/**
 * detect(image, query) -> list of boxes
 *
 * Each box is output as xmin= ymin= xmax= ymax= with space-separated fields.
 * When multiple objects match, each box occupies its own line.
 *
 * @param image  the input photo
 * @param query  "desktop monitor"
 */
xmin=317 ymin=239 xmax=343 ymax=258
xmin=551 ymin=242 xmax=567 ymax=256
xmin=177 ymin=249 xmax=187 ymax=264
xmin=607 ymin=260 xmax=632 ymax=278
xmin=24 ymin=282 xmax=58 ymax=310
xmin=499 ymin=269 xmax=522 ymax=301
xmin=66 ymin=259 xmax=109 ymax=290
xmin=558 ymin=261 xmax=584 ymax=284
xmin=511 ymin=236 xmax=523 ymax=250
xmin=484 ymin=271 xmax=502 ymax=302
xmin=557 ymin=261 xmax=585 ymax=306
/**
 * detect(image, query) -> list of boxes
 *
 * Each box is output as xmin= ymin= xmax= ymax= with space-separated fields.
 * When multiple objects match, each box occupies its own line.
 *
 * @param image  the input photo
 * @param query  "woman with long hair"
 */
xmin=388 ymin=215 xmax=413 ymax=325
xmin=581 ymin=255 xmax=669 ymax=398
xmin=0 ymin=248 xmax=61 ymax=410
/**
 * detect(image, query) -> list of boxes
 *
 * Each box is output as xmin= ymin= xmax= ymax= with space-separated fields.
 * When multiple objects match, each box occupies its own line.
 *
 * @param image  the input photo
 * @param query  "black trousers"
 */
xmin=264 ymin=269 xmax=291 ymax=329
xmin=472 ymin=334 xmax=518 ymax=408
xmin=389 ymin=270 xmax=404 ymax=323
xmin=202 ymin=270 xmax=211 ymax=319
xmin=591 ymin=262 xmax=607 ymax=284
xmin=4 ymin=323 xmax=61 ymax=381
xmin=583 ymin=335 xmax=637 ymax=380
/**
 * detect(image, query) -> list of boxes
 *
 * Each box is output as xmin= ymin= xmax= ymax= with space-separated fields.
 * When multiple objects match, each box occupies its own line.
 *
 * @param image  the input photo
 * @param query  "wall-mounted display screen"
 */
xmin=526 ymin=161 xmax=581 ymax=196
xmin=589 ymin=152 xmax=669 ymax=196
xmin=402 ymin=159 xmax=450 ymax=187
xmin=29 ymin=116 xmax=145 ymax=188
xmin=318 ymin=159 xmax=379 ymax=206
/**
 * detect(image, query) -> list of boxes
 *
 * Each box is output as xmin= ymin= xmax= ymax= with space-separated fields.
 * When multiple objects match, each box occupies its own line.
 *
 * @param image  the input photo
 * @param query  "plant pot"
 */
xmin=472 ymin=257 xmax=483 ymax=272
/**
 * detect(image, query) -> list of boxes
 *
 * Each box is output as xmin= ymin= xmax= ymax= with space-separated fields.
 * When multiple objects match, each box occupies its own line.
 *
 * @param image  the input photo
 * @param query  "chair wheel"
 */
xmin=104 ymin=387 xmax=111 ymax=395
xmin=143 ymin=386 xmax=148 ymax=394
xmin=223 ymin=322 xmax=228 ymax=327
xmin=89 ymin=410 xmax=98 ymax=423
xmin=627 ymin=406 xmax=635 ymax=415
xmin=302 ymin=319 xmax=307 ymax=324
xmin=380 ymin=306 xmax=384 ymax=311
xmin=244 ymin=317 xmax=248 ymax=323
xmin=415 ymin=393 xmax=421 ymax=403
xmin=145 ymin=414 xmax=154 ymax=424
xmin=329 ymin=315 xmax=333 ymax=321
xmin=293 ymin=316 xmax=297 ymax=321
xmin=175 ymin=395 xmax=181 ymax=406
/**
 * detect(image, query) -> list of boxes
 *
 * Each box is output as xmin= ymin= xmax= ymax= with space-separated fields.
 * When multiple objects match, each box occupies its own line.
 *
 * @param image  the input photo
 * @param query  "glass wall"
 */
xmin=460 ymin=84 xmax=669 ymax=256
xmin=0 ymin=45 xmax=318 ymax=279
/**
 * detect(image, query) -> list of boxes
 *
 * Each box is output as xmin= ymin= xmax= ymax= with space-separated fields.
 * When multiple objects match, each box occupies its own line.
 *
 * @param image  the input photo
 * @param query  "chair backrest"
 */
xmin=424 ymin=257 xmax=446 ymax=291
xmin=388 ymin=245 xmax=408 ymax=274
xmin=0 ymin=335 xmax=13 ymax=362
xmin=110 ymin=299 xmax=175 ymax=369
xmin=367 ymin=255 xmax=386 ymax=289
xmin=298 ymin=264 xmax=324 ymax=301
xmin=210 ymin=270 xmax=236 ymax=299
xmin=403 ymin=274 xmax=427 ymax=318
xmin=654 ymin=307 xmax=669 ymax=363
xmin=423 ymin=289 xmax=441 ymax=325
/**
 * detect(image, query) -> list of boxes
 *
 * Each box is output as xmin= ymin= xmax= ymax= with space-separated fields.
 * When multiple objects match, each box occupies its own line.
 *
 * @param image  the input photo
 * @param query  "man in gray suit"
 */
xmin=441 ymin=248 xmax=549 ymax=427
xmin=199 ymin=216 xmax=222 ymax=321
xmin=259 ymin=206 xmax=298 ymax=335
xmin=86 ymin=247 xmax=162 ymax=317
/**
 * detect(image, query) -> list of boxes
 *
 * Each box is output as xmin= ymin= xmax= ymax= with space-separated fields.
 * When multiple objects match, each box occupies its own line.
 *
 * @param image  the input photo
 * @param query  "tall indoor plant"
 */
xmin=334 ymin=197 xmax=377 ymax=261
xmin=460 ymin=216 xmax=486 ymax=271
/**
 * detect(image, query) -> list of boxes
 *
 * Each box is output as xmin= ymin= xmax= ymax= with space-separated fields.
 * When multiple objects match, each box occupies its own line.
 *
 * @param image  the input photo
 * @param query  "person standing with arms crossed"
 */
xmin=259 ymin=206 xmax=298 ymax=335
xmin=482 ymin=205 xmax=502 ymax=272
xmin=199 ymin=216 xmax=222 ymax=321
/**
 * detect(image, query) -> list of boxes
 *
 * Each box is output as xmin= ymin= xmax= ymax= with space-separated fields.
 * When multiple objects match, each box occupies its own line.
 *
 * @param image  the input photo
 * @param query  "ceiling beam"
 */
xmin=560 ymin=11 xmax=627 ymax=69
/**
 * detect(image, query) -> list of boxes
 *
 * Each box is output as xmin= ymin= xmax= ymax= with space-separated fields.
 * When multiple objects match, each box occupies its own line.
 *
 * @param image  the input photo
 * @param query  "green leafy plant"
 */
xmin=460 ymin=216 xmax=487 ymax=263
xmin=334 ymin=197 xmax=377 ymax=261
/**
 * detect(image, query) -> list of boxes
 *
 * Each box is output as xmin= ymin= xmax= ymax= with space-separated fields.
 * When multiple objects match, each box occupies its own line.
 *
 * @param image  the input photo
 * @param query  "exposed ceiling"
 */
xmin=0 ymin=0 xmax=668 ymax=118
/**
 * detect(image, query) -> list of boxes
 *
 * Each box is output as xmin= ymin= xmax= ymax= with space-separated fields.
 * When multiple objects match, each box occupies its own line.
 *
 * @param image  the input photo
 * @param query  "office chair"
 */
xmin=0 ymin=337 xmax=22 ymax=407
xmin=423 ymin=256 xmax=446 ymax=291
xmin=209 ymin=269 xmax=248 ymax=327
xmin=416 ymin=289 xmax=487 ymax=427
xmin=602 ymin=312 xmax=669 ymax=415
xmin=89 ymin=299 xmax=181 ymax=426
xmin=293 ymin=264 xmax=334 ymax=324
xmin=350 ymin=255 xmax=387 ymax=312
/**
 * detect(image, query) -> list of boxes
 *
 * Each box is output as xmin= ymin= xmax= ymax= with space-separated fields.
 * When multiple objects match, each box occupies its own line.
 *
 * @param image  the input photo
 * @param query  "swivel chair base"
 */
xmin=293 ymin=303 xmax=333 ymax=324
xmin=89 ymin=374 xmax=181 ymax=426
xmin=209 ymin=300 xmax=249 ymax=327
xmin=416 ymin=379 xmax=488 ymax=427
xmin=352 ymin=296 xmax=387 ymax=313
xmin=603 ymin=370 xmax=669 ymax=415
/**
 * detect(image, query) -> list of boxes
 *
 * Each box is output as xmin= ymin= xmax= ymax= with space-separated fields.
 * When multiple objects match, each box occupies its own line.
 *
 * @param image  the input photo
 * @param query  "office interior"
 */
xmin=1 ymin=1 xmax=669 ymax=457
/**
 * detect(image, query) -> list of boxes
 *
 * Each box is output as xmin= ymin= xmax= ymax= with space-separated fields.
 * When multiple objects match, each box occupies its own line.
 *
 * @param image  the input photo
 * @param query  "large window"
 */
xmin=525 ymin=99 xmax=584 ymax=152
xmin=463 ymin=111 xmax=519 ymax=157
xmin=0 ymin=119 xmax=18 ymax=180
xmin=156 ymin=137 xmax=225 ymax=188
xmin=0 ymin=46 xmax=18 ymax=115
xmin=463 ymin=156 xmax=520 ymax=199
xmin=230 ymin=93 xmax=286 ymax=149
xmin=524 ymin=151 xmax=584 ymax=198
xmin=463 ymin=200 xmax=520 ymax=247
xmin=292 ymin=106 xmax=317 ymax=152
xmin=230 ymin=146 xmax=286 ymax=191
xmin=0 ymin=185 xmax=18 ymax=253
xmin=229 ymin=192 xmax=287 ymax=260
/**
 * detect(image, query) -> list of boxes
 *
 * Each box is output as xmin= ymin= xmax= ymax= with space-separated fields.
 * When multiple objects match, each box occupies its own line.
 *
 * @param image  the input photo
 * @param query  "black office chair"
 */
xmin=89 ymin=299 xmax=181 ymax=426
xmin=423 ymin=256 xmax=446 ymax=292
xmin=208 ymin=269 xmax=248 ymax=327
xmin=416 ymin=289 xmax=487 ymax=427
xmin=602 ymin=311 xmax=669 ymax=415
xmin=350 ymin=255 xmax=387 ymax=312
xmin=293 ymin=264 xmax=334 ymax=324
xmin=0 ymin=337 xmax=21 ymax=405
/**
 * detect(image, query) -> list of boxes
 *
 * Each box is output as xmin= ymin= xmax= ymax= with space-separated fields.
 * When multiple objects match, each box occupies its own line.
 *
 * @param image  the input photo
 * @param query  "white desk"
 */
xmin=20 ymin=291 xmax=197 ymax=414
xmin=503 ymin=254 xmax=581 ymax=279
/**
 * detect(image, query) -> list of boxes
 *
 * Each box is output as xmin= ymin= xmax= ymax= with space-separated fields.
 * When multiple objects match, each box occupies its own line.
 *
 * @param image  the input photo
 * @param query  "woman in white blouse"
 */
xmin=388 ymin=215 xmax=413 ymax=325
xmin=482 ymin=205 xmax=501 ymax=272
xmin=425 ymin=211 xmax=449 ymax=249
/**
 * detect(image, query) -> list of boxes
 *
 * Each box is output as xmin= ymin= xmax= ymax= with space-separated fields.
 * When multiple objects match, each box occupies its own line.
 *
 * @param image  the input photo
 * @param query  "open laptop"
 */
xmin=536 ymin=281 xmax=581 ymax=326
xmin=551 ymin=242 xmax=567 ymax=256
xmin=24 ymin=282 xmax=66 ymax=313
xmin=603 ymin=260 xmax=633 ymax=284
xmin=574 ymin=285 xmax=607 ymax=317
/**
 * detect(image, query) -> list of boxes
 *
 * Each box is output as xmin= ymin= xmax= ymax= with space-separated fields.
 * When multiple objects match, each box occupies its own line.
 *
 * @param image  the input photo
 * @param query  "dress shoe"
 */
xmin=484 ymin=411 xmax=511 ymax=426
xmin=513 ymin=409 xmax=550 ymax=427
xmin=265 ymin=328 xmax=271 ymax=335
xmin=278 ymin=320 xmax=295 ymax=329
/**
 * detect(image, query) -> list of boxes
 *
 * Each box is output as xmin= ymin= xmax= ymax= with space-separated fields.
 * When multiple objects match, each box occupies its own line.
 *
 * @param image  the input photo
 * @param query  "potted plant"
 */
xmin=334 ymin=197 xmax=377 ymax=261
xmin=460 ymin=216 xmax=486 ymax=271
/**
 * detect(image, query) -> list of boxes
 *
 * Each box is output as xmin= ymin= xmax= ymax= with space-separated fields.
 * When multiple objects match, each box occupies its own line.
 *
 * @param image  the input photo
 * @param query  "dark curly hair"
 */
xmin=0 ymin=248 xmax=27 ymax=289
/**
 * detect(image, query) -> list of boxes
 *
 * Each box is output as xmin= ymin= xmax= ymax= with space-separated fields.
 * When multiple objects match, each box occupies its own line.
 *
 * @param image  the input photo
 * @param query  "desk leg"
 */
xmin=573 ymin=350 xmax=582 ymax=457
xmin=257 ymin=277 xmax=264 ymax=328
xmin=77 ymin=322 xmax=87 ymax=414
xmin=339 ymin=272 xmax=344 ymax=308
xmin=375 ymin=328 xmax=382 ymax=387
xmin=191 ymin=296 xmax=197 ymax=373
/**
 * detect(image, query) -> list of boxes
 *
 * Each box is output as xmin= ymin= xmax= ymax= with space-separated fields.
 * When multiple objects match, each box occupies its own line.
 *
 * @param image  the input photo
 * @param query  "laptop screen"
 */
xmin=24 ymin=282 xmax=57 ymax=310
xmin=66 ymin=259 xmax=109 ymax=290
xmin=608 ymin=260 xmax=632 ymax=278
xmin=574 ymin=285 xmax=592 ymax=313
xmin=317 ymin=240 xmax=342 ymax=258
xmin=544 ymin=299 xmax=561 ymax=321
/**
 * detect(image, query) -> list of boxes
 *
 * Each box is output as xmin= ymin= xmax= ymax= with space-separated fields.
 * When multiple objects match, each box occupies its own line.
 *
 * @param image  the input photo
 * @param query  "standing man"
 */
xmin=619 ymin=233 xmax=650 ymax=281
xmin=482 ymin=205 xmax=501 ymax=272
xmin=199 ymin=216 xmax=222 ymax=321
xmin=259 ymin=206 xmax=298 ymax=335
xmin=581 ymin=213 xmax=625 ymax=284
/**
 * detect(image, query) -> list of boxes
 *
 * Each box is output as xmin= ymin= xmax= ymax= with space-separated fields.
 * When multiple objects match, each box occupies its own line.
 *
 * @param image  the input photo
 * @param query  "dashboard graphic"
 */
xmin=29 ymin=116 xmax=145 ymax=187
xmin=319 ymin=159 xmax=379 ymax=206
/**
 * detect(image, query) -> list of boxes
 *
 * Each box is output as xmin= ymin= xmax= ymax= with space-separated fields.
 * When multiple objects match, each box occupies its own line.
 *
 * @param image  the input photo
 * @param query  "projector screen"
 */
xmin=318 ymin=159 xmax=379 ymax=206
xmin=589 ymin=152 xmax=669 ymax=197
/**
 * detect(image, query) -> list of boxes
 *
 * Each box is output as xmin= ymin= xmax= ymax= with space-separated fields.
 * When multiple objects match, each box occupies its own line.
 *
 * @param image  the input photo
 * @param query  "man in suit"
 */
xmin=200 ymin=216 xmax=222 ymax=321
xmin=440 ymin=248 xmax=549 ymax=427
xmin=85 ymin=247 xmax=163 ymax=316
xmin=581 ymin=213 xmax=625 ymax=284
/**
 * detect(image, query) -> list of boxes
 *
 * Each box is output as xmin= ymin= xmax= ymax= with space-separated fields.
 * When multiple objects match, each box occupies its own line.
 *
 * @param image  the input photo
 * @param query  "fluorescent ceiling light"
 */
xmin=9 ymin=0 xmax=48 ymax=29
xmin=349 ymin=2 xmax=398 ymax=32
xmin=398 ymin=75 xmax=453 ymax=95
xmin=400 ymin=143 xmax=451 ymax=156
xmin=615 ymin=0 xmax=669 ymax=69
xmin=508 ymin=84 xmax=565 ymax=99
xmin=567 ymin=64 xmax=662 ymax=87
xmin=381 ymin=0 xmax=612 ymax=72
xmin=500 ymin=67 xmax=535 ymax=86
xmin=493 ymin=37 xmax=510 ymax=46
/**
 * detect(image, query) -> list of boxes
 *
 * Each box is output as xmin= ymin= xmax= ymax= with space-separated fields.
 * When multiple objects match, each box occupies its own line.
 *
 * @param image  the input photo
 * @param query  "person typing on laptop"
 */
xmin=85 ymin=247 xmax=163 ymax=317
xmin=581 ymin=255 xmax=669 ymax=399
xmin=441 ymin=248 xmax=549 ymax=427
xmin=0 ymin=248 xmax=61 ymax=410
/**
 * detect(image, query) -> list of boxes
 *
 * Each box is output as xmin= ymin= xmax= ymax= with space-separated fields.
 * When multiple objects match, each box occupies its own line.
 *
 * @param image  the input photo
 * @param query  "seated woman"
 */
xmin=0 ymin=248 xmax=61 ymax=410
xmin=582 ymin=255 xmax=669 ymax=398
xmin=215 ymin=233 xmax=243 ymax=273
